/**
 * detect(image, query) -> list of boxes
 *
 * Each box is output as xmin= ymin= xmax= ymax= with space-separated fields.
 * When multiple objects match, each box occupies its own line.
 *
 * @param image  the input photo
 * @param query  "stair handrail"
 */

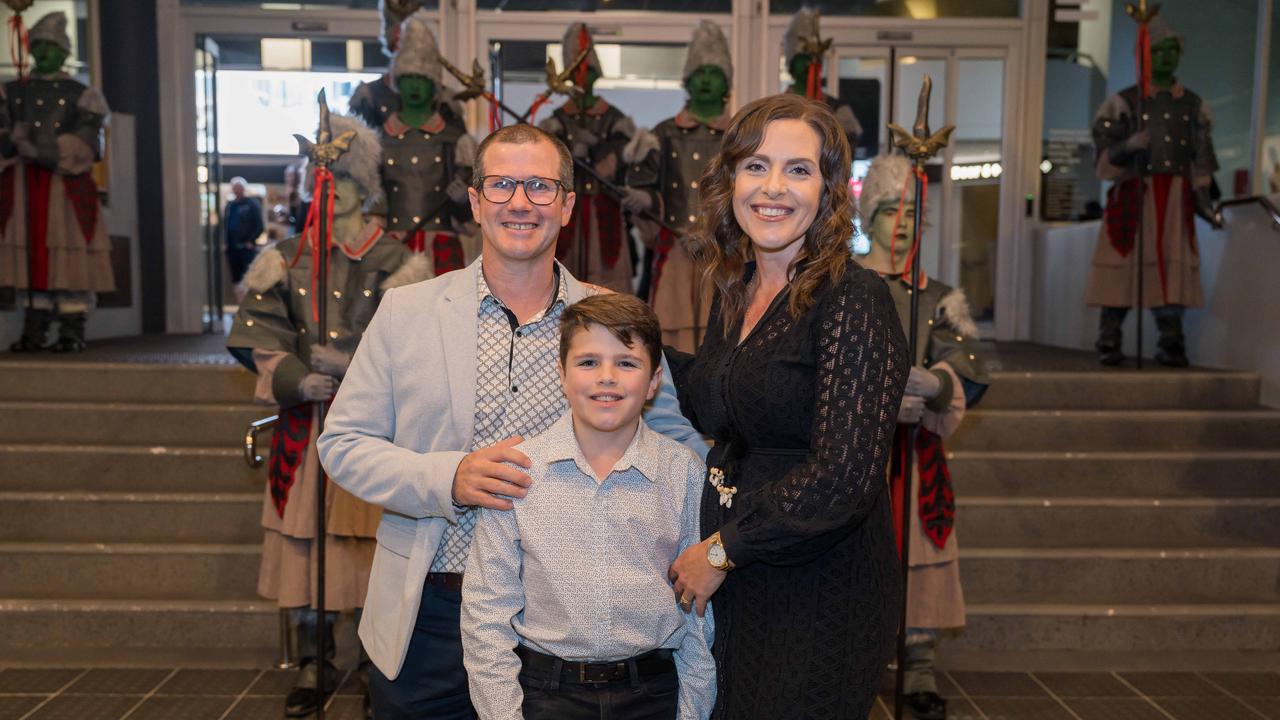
xmin=244 ymin=415 xmax=279 ymax=468
xmin=1215 ymin=195 xmax=1280 ymax=231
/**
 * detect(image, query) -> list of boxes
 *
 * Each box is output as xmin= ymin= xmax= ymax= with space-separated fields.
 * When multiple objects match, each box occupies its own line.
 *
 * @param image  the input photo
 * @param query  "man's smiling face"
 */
xmin=469 ymin=138 xmax=576 ymax=267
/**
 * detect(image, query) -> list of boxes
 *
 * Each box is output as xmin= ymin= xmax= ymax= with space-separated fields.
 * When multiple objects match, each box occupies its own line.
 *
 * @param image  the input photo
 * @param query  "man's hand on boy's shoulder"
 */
xmin=452 ymin=436 xmax=534 ymax=511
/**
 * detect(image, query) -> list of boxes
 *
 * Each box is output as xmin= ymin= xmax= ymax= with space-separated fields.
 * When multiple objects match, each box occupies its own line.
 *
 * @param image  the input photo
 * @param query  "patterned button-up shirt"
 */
xmin=461 ymin=413 xmax=715 ymax=720
xmin=430 ymin=262 xmax=570 ymax=573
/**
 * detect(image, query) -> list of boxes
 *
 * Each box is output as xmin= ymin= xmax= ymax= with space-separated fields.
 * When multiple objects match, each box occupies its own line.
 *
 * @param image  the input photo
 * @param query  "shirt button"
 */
xmin=512 ymin=385 xmax=519 ymax=393
xmin=516 ymin=330 xmax=522 ymax=337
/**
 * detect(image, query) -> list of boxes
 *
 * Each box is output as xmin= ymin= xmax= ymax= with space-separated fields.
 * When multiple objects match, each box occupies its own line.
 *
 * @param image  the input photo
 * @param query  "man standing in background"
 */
xmin=224 ymin=176 xmax=263 ymax=287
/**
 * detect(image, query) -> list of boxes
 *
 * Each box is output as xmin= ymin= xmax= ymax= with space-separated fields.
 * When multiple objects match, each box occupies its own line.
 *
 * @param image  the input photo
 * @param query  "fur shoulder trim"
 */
xmin=938 ymin=287 xmax=978 ymax=339
xmin=613 ymin=114 xmax=637 ymax=140
xmin=623 ymin=127 xmax=660 ymax=164
xmin=381 ymin=252 xmax=433 ymax=290
xmin=454 ymin=131 xmax=478 ymax=167
xmin=77 ymin=86 xmax=111 ymax=119
xmin=242 ymin=248 xmax=288 ymax=293
xmin=537 ymin=115 xmax=563 ymax=135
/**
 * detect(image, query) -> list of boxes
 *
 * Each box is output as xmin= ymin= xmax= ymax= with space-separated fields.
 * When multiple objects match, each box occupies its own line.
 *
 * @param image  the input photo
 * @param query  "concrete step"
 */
xmin=0 ymin=598 xmax=277 ymax=652
xmin=0 ymin=401 xmax=270 ymax=447
xmin=0 ymin=444 xmax=264 ymax=492
xmin=948 ymin=409 xmax=1280 ymax=451
xmin=0 ymin=492 xmax=262 ymax=544
xmin=961 ymin=548 xmax=1280 ymax=605
xmin=0 ymin=543 xmax=260 ymax=600
xmin=958 ymin=496 xmax=1280 ymax=548
xmin=0 ymin=361 xmax=256 ymax=404
xmin=957 ymin=603 xmax=1280 ymax=652
xmin=983 ymin=370 xmax=1261 ymax=410
xmin=950 ymin=450 xmax=1280 ymax=498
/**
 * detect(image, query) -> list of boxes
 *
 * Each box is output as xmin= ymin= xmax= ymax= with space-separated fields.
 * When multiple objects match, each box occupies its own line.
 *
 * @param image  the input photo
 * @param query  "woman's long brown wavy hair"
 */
xmin=686 ymin=93 xmax=853 ymax=335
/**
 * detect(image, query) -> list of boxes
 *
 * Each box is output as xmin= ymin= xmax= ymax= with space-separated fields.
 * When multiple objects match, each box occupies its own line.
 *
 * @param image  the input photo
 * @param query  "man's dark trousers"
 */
xmin=368 ymin=581 xmax=476 ymax=720
xmin=518 ymin=650 xmax=679 ymax=720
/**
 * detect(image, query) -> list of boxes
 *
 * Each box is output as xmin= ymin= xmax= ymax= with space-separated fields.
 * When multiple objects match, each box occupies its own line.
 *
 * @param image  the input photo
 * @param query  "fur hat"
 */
xmin=379 ymin=0 xmax=423 ymax=57
xmin=683 ymin=20 xmax=733 ymax=84
xmin=28 ymin=11 xmax=71 ymax=54
xmin=562 ymin=22 xmax=602 ymax=77
xmin=1148 ymin=15 xmax=1183 ymax=49
xmin=859 ymin=153 xmax=912 ymax=222
xmin=302 ymin=113 xmax=383 ymax=207
xmin=392 ymin=9 xmax=443 ymax=87
xmin=783 ymin=7 xmax=823 ymax=61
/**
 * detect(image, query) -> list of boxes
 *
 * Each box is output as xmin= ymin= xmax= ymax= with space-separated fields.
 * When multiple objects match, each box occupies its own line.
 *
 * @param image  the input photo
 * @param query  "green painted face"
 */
xmin=869 ymin=200 xmax=915 ymax=268
xmin=31 ymin=40 xmax=69 ymax=75
xmin=685 ymin=65 xmax=728 ymax=105
xmin=1150 ymin=38 xmax=1181 ymax=85
xmin=397 ymin=74 xmax=436 ymax=113
xmin=788 ymin=53 xmax=815 ymax=87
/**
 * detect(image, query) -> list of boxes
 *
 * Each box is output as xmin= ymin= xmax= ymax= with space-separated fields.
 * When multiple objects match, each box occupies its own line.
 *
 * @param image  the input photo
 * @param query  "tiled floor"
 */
xmin=866 ymin=671 xmax=1279 ymax=720
xmin=0 ymin=667 xmax=366 ymax=720
xmin=0 ymin=668 xmax=1275 ymax=719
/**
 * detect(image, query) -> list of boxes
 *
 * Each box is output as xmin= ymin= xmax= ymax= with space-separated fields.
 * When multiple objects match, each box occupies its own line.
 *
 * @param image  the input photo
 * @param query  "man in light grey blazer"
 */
xmin=317 ymin=124 xmax=706 ymax=719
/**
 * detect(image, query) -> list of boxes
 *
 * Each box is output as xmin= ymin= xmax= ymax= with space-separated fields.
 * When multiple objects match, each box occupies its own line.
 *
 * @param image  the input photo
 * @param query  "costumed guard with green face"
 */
xmin=227 ymin=108 xmax=430 ymax=719
xmin=1 ymin=11 xmax=112 ymax=353
xmin=784 ymin=7 xmax=862 ymax=153
xmin=375 ymin=9 xmax=475 ymax=274
xmin=349 ymin=0 xmax=418 ymax=129
xmin=1087 ymin=15 xmax=1221 ymax=367
xmin=860 ymin=153 xmax=991 ymax=720
xmin=537 ymin=22 xmax=638 ymax=294
xmin=624 ymin=20 xmax=732 ymax=352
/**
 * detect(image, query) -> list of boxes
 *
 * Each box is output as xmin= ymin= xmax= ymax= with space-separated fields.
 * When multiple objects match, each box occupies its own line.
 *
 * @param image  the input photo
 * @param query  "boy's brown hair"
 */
xmin=558 ymin=293 xmax=662 ymax=374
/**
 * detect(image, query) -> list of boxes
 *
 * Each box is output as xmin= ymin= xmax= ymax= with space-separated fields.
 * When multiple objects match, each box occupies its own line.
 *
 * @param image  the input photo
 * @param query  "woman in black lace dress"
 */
xmin=668 ymin=94 xmax=908 ymax=719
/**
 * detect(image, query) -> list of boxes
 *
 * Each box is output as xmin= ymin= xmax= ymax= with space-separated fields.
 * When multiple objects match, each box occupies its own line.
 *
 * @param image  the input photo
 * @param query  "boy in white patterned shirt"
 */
xmin=461 ymin=293 xmax=715 ymax=720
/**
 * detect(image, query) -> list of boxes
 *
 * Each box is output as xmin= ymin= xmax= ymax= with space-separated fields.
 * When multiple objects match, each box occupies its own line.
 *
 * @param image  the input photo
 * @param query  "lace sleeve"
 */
xmin=718 ymin=269 xmax=908 ymax=567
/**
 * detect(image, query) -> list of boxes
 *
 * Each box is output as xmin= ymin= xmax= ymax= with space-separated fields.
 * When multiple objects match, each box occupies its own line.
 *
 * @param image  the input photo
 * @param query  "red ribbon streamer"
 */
xmin=8 ymin=14 xmax=29 ymax=81
xmin=574 ymin=25 xmax=592 ymax=92
xmin=525 ymin=94 xmax=550 ymax=125
xmin=291 ymin=166 xmax=337 ymax=323
xmin=806 ymin=60 xmax=821 ymax=99
xmin=1136 ymin=22 xmax=1153 ymax=99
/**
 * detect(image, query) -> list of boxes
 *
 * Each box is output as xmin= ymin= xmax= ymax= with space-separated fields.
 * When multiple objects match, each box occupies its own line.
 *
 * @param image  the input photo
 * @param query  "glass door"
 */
xmin=195 ymin=35 xmax=225 ymax=334
xmin=834 ymin=44 xmax=1007 ymax=327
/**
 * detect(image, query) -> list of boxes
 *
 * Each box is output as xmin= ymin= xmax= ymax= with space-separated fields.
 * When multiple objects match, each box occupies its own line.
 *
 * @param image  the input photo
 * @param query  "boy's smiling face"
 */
xmin=558 ymin=323 xmax=662 ymax=438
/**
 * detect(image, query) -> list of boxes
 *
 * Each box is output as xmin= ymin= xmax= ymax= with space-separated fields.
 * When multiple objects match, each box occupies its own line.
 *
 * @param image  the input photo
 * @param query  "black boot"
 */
xmin=10 ymin=307 xmax=53 ymax=352
xmin=50 ymin=312 xmax=87 ymax=353
xmin=907 ymin=691 xmax=947 ymax=720
xmin=1096 ymin=306 xmax=1128 ymax=366
xmin=1153 ymin=305 xmax=1189 ymax=368
xmin=285 ymin=609 xmax=337 ymax=717
xmin=903 ymin=635 xmax=946 ymax=720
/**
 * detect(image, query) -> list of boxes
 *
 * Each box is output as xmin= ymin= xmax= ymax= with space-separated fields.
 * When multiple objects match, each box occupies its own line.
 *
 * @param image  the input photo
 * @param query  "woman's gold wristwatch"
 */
xmin=706 ymin=531 xmax=733 ymax=571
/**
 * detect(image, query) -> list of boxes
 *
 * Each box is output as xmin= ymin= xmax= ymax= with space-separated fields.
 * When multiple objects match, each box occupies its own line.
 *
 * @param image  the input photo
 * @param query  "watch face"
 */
xmin=707 ymin=542 xmax=727 ymax=567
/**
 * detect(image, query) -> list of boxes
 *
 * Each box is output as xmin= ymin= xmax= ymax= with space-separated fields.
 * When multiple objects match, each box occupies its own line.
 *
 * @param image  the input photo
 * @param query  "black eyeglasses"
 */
xmin=476 ymin=175 xmax=566 ymax=206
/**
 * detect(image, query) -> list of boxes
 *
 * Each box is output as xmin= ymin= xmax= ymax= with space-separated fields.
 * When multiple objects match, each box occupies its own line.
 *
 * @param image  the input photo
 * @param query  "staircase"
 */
xmin=950 ymin=368 xmax=1280 ymax=656
xmin=0 ymin=360 xmax=276 ymax=663
xmin=2 ymin=350 xmax=1278 ymax=666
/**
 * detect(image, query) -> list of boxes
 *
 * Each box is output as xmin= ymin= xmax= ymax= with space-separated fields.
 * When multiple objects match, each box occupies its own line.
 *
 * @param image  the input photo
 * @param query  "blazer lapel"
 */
xmin=441 ymin=260 xmax=481 ymax=448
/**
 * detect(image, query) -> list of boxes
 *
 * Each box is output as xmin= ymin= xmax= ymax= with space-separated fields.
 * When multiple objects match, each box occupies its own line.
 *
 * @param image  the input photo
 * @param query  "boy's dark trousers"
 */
xmin=516 ymin=645 xmax=679 ymax=720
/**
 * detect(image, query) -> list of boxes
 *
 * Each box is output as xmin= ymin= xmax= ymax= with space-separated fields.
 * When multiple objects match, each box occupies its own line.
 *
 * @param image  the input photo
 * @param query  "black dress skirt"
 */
xmin=676 ymin=265 xmax=909 ymax=720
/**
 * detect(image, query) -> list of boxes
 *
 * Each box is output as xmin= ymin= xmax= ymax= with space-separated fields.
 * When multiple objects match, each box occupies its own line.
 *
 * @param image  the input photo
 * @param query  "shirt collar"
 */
xmin=476 ymin=260 xmax=568 ymax=318
xmin=382 ymin=111 xmax=447 ymax=136
xmin=544 ymin=413 xmax=662 ymax=484
xmin=561 ymin=96 xmax=611 ymax=117
xmin=674 ymin=106 xmax=732 ymax=131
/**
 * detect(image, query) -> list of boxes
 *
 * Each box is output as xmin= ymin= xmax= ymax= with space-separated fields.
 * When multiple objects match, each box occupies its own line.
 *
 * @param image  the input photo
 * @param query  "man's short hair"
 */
xmin=474 ymin=124 xmax=574 ymax=189
xmin=559 ymin=293 xmax=662 ymax=375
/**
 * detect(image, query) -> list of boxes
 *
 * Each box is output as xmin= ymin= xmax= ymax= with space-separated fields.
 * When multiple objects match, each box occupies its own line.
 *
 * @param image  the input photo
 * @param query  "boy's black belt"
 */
xmin=516 ymin=645 xmax=675 ymax=685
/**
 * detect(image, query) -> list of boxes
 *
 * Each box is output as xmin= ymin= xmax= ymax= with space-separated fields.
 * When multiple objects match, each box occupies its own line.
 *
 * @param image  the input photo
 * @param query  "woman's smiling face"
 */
xmin=731 ymin=118 xmax=824 ymax=263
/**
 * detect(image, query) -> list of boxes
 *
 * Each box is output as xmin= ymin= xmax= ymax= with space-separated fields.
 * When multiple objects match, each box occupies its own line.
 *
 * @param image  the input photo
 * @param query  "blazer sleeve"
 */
xmin=317 ymin=287 xmax=466 ymax=521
